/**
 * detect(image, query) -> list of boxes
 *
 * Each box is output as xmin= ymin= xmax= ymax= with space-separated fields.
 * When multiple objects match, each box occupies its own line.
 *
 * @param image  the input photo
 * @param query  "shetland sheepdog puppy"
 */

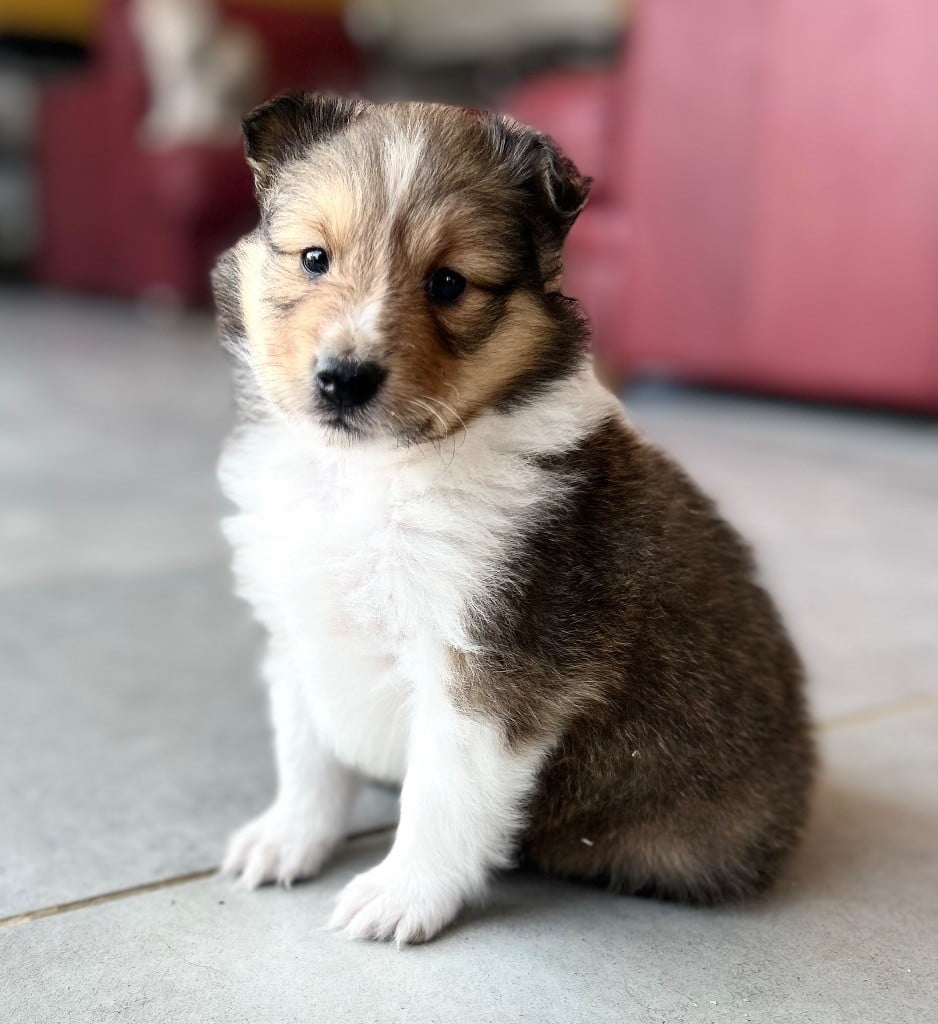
xmin=213 ymin=93 xmax=813 ymax=945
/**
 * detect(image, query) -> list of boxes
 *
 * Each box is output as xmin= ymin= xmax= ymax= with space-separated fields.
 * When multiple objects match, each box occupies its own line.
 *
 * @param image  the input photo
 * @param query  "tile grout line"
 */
xmin=2 ymin=692 xmax=936 ymax=932
xmin=815 ymin=692 xmax=938 ymax=733
xmin=0 ymin=869 xmax=218 ymax=930
xmin=0 ymin=825 xmax=396 ymax=931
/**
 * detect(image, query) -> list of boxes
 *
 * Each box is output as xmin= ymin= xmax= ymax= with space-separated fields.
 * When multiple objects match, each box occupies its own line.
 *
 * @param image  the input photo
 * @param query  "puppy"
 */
xmin=214 ymin=93 xmax=814 ymax=944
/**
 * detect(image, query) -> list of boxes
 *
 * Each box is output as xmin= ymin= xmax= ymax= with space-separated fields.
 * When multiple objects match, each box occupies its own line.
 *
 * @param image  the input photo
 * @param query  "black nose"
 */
xmin=314 ymin=357 xmax=385 ymax=411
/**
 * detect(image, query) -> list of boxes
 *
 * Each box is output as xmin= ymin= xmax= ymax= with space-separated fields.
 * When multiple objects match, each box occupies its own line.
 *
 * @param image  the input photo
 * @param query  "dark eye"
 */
xmin=301 ymin=247 xmax=329 ymax=276
xmin=426 ymin=267 xmax=466 ymax=304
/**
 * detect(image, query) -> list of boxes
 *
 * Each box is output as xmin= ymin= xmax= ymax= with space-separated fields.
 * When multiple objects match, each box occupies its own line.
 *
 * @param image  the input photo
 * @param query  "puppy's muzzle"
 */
xmin=314 ymin=357 xmax=386 ymax=412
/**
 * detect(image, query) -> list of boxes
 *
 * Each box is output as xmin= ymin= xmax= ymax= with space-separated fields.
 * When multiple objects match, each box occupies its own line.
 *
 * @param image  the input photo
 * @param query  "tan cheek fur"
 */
xmin=239 ymin=240 xmax=308 ymax=417
xmin=446 ymin=294 xmax=555 ymax=421
xmin=242 ymin=171 xmax=385 ymax=418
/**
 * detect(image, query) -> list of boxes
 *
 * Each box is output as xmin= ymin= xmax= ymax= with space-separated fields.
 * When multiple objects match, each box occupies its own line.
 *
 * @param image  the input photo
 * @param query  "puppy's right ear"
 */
xmin=242 ymin=91 xmax=367 ymax=194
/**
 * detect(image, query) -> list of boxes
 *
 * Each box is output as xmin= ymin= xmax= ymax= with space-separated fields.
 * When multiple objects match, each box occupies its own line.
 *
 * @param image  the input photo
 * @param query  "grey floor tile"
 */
xmin=0 ymin=566 xmax=398 ymax=918
xmin=0 ymin=290 xmax=230 ymax=587
xmin=5 ymin=708 xmax=936 ymax=1024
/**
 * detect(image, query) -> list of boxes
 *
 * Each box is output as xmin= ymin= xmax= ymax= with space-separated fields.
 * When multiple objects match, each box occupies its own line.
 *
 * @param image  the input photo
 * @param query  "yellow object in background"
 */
xmin=0 ymin=0 xmax=103 ymax=41
xmin=0 ymin=0 xmax=344 ymax=44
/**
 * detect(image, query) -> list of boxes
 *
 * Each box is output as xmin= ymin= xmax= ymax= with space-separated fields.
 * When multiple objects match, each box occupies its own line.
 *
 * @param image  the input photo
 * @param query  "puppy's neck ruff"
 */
xmin=220 ymin=360 xmax=620 ymax=664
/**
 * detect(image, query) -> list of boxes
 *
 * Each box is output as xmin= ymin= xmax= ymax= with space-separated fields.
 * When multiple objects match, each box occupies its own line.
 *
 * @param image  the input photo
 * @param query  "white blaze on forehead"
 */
xmin=382 ymin=126 xmax=425 ymax=218
xmin=347 ymin=128 xmax=423 ymax=353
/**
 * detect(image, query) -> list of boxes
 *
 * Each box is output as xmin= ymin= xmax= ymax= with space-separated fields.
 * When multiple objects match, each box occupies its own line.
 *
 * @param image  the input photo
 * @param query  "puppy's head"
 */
xmin=214 ymin=92 xmax=591 ymax=443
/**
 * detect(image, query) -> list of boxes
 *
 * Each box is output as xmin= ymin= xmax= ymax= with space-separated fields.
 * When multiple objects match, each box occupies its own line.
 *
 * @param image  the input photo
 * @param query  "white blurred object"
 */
xmin=0 ymin=70 xmax=38 ymax=263
xmin=348 ymin=0 xmax=624 ymax=63
xmin=0 ymin=164 xmax=34 ymax=263
xmin=0 ymin=69 xmax=37 ymax=149
xmin=131 ymin=0 xmax=265 ymax=147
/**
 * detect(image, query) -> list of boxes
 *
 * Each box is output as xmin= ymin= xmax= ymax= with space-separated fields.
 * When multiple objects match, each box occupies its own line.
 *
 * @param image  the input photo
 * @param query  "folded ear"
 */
xmin=487 ymin=114 xmax=592 ymax=287
xmin=242 ymin=91 xmax=367 ymax=195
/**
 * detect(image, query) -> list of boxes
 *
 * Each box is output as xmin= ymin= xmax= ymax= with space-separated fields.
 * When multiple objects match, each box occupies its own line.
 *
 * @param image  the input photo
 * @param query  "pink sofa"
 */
xmin=505 ymin=0 xmax=938 ymax=411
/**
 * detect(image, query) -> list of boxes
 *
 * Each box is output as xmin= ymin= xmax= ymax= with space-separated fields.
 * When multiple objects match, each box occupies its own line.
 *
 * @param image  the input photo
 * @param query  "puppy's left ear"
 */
xmin=490 ymin=115 xmax=592 ymax=288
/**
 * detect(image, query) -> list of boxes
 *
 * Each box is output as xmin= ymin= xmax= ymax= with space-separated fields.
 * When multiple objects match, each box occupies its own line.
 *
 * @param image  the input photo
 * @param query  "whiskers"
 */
xmin=405 ymin=395 xmax=469 ymax=468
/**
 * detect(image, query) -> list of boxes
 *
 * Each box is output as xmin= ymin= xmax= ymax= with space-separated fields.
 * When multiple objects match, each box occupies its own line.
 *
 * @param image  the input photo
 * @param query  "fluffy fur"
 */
xmin=214 ymin=93 xmax=814 ymax=944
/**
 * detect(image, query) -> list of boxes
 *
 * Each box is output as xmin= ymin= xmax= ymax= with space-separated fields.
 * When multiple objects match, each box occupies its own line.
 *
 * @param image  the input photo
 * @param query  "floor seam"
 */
xmin=0 ymin=869 xmax=217 ymax=930
xmin=0 ymin=825 xmax=395 ymax=931
xmin=3 ymin=693 xmax=935 ymax=931
xmin=815 ymin=692 xmax=938 ymax=733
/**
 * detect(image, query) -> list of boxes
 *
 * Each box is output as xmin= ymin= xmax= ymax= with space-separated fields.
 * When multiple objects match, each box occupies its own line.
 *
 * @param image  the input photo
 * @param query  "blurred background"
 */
xmin=1 ymin=0 xmax=936 ymax=404
xmin=1 ymin=3 xmax=937 ymax=1018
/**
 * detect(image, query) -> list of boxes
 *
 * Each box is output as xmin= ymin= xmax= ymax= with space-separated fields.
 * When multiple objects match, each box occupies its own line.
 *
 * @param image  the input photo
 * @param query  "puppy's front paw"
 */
xmin=222 ymin=803 xmax=339 ymax=889
xmin=329 ymin=860 xmax=462 ymax=945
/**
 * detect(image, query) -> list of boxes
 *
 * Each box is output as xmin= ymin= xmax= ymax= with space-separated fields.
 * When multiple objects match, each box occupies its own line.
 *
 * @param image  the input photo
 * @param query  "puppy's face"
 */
xmin=214 ymin=94 xmax=590 ymax=443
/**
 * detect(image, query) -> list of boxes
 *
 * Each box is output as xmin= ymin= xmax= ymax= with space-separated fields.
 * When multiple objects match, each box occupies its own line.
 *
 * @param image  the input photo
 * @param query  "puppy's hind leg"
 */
xmin=223 ymin=649 xmax=361 ymax=888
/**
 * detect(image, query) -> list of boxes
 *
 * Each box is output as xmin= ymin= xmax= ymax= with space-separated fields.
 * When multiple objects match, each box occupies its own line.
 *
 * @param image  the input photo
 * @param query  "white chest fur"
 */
xmin=218 ymin=368 xmax=616 ymax=782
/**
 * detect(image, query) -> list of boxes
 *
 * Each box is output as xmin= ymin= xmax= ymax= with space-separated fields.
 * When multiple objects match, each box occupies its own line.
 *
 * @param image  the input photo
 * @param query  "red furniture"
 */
xmin=505 ymin=1 xmax=938 ymax=411
xmin=36 ymin=0 xmax=361 ymax=304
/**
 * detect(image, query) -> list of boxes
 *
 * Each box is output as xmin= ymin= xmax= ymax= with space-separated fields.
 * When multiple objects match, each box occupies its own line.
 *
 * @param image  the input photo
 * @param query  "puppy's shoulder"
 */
xmin=537 ymin=400 xmax=703 ymax=523
xmin=524 ymin=397 xmax=758 ymax=600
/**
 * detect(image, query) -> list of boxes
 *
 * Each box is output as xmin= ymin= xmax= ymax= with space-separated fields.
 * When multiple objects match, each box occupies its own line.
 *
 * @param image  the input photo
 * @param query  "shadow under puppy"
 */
xmin=214 ymin=92 xmax=814 ymax=944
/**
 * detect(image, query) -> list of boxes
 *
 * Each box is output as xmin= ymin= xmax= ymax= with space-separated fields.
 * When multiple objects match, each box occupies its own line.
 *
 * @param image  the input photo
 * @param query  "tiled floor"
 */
xmin=2 ymin=288 xmax=936 ymax=1023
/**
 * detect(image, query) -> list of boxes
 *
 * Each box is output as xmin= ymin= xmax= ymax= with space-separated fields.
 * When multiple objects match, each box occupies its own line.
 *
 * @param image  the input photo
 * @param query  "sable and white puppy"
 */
xmin=214 ymin=93 xmax=814 ymax=945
